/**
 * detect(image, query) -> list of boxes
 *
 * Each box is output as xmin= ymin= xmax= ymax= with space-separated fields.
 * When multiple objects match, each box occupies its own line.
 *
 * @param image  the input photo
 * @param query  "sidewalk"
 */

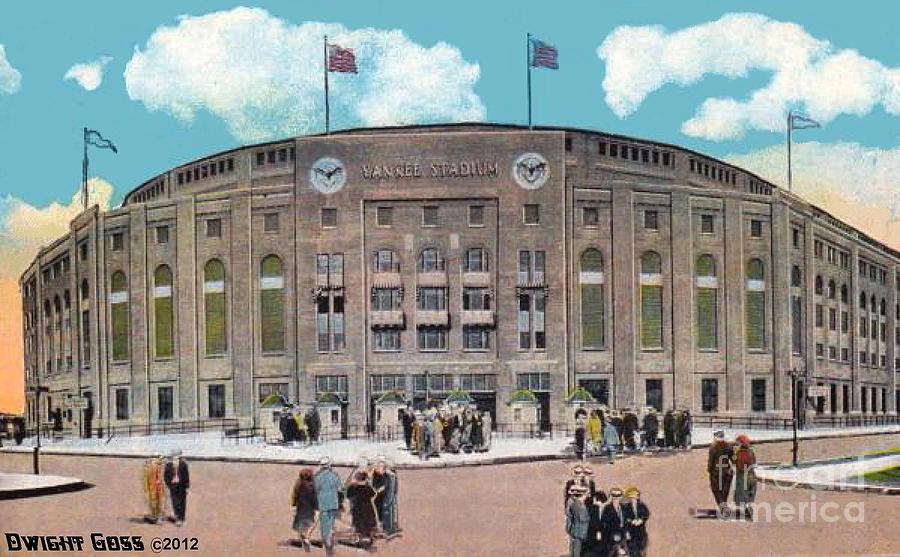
xmin=0 ymin=472 xmax=88 ymax=499
xmin=2 ymin=425 xmax=897 ymax=469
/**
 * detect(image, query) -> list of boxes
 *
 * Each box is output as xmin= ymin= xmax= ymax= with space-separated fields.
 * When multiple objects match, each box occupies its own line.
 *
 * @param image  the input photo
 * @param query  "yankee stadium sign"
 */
xmin=360 ymin=159 xmax=501 ymax=180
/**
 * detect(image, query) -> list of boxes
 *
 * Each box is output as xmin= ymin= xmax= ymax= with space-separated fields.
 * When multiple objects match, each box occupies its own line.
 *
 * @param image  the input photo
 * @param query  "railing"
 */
xmin=810 ymin=414 xmax=900 ymax=428
xmin=223 ymin=426 xmax=265 ymax=443
xmin=691 ymin=415 xmax=795 ymax=431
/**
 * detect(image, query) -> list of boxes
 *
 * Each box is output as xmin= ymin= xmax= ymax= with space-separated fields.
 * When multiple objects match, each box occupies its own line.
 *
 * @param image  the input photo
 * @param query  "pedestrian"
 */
xmin=565 ymin=485 xmax=590 ymax=557
xmin=680 ymin=409 xmax=693 ymax=449
xmin=432 ymin=413 xmax=444 ymax=455
xmin=412 ymin=413 xmax=424 ymax=455
xmin=306 ymin=407 xmax=321 ymax=444
xmin=142 ymin=454 xmax=166 ymax=523
xmin=707 ymin=430 xmax=734 ymax=515
xmin=291 ymin=468 xmax=318 ymax=551
xmin=421 ymin=416 xmax=433 ymax=460
xmin=622 ymin=409 xmax=639 ymax=451
xmin=602 ymin=417 xmax=619 ymax=464
xmin=663 ymin=410 xmax=675 ymax=449
xmin=313 ymin=457 xmax=343 ymax=556
xmin=346 ymin=471 xmax=378 ymax=546
xmin=642 ymin=408 xmax=659 ymax=451
xmin=586 ymin=410 xmax=602 ymax=455
xmin=400 ymin=407 xmax=413 ymax=450
xmin=673 ymin=410 xmax=685 ymax=449
xmin=611 ymin=410 xmax=625 ymax=448
xmin=481 ymin=411 xmax=493 ymax=452
xmin=599 ymin=487 xmax=628 ymax=557
xmin=622 ymin=486 xmax=651 ymax=557
xmin=163 ymin=449 xmax=190 ymax=526
xmin=471 ymin=410 xmax=484 ymax=451
xmin=732 ymin=434 xmax=757 ymax=520
xmin=563 ymin=464 xmax=587 ymax=510
xmin=574 ymin=413 xmax=587 ymax=460
xmin=372 ymin=456 xmax=399 ymax=535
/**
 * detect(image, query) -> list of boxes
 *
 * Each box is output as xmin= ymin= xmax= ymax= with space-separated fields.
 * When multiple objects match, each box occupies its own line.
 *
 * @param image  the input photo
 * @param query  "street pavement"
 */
xmin=1 ymin=433 xmax=898 ymax=556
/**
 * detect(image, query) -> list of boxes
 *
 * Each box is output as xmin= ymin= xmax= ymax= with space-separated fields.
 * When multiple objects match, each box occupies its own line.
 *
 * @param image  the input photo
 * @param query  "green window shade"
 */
xmin=745 ymin=291 xmax=766 ymax=349
xmin=696 ymin=288 xmax=717 ymax=350
xmin=260 ymin=289 xmax=284 ymax=352
xmin=205 ymin=292 xmax=226 ymax=354
xmin=641 ymin=285 xmax=663 ymax=348
xmin=154 ymin=296 xmax=174 ymax=358
xmin=581 ymin=284 xmax=605 ymax=349
xmin=111 ymin=301 xmax=129 ymax=360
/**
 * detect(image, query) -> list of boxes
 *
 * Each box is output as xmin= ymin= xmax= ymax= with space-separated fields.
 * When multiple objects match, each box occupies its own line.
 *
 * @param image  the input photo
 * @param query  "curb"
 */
xmin=2 ymin=428 xmax=897 ymax=470
xmin=0 ymin=479 xmax=91 ymax=500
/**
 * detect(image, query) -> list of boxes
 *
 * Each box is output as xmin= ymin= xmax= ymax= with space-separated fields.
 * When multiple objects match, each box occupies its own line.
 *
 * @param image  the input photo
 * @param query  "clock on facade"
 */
xmin=309 ymin=157 xmax=347 ymax=194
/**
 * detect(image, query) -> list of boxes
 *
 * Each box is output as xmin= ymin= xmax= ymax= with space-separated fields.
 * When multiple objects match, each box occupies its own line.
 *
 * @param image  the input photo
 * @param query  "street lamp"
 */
xmin=27 ymin=385 xmax=49 ymax=474
xmin=788 ymin=369 xmax=806 ymax=467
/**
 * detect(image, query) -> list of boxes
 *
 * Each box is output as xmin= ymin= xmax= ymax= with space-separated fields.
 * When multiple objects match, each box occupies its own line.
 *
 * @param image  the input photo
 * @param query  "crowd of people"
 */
xmin=707 ymin=430 xmax=758 ymax=520
xmin=574 ymin=407 xmax=693 ymax=461
xmin=564 ymin=464 xmax=651 ymax=557
xmin=141 ymin=449 xmax=191 ymax=526
xmin=278 ymin=405 xmax=322 ymax=445
xmin=399 ymin=406 xmax=492 ymax=459
xmin=290 ymin=456 xmax=399 ymax=554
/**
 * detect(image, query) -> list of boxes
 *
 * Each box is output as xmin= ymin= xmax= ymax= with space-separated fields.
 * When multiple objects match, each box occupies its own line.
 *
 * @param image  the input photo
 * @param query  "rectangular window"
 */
xmin=598 ymin=141 xmax=607 ymax=155
xmin=156 ymin=226 xmax=169 ymax=245
xmin=462 ymin=287 xmax=490 ymax=310
xmin=320 ymin=207 xmax=337 ymax=229
xmin=564 ymin=137 xmax=572 ymax=151
xmin=828 ymin=308 xmax=836 ymax=331
xmin=815 ymin=304 xmax=823 ymax=328
xmin=643 ymin=210 xmax=659 ymax=230
xmin=372 ymin=288 xmax=402 ymax=311
xmin=315 ymin=375 xmax=348 ymax=395
xmin=745 ymin=289 xmax=766 ymax=350
xmin=417 ymin=327 xmax=447 ymax=350
xmin=641 ymin=285 xmax=663 ymax=349
xmin=264 ymin=213 xmax=279 ymax=232
xmin=517 ymin=373 xmax=550 ymax=392
xmin=256 ymin=152 xmax=265 ymax=166
xmin=841 ymin=311 xmax=849 ymax=333
xmin=206 ymin=219 xmax=221 ymax=238
xmin=842 ymin=348 xmax=849 ymax=362
xmin=701 ymin=378 xmax=718 ymax=412
xmin=791 ymin=296 xmax=803 ymax=355
xmin=376 ymin=206 xmax=393 ymax=227
xmin=373 ymin=329 xmax=401 ymax=351
xmin=422 ymin=206 xmax=439 ymax=227
xmin=518 ymin=293 xmax=531 ymax=349
xmin=459 ymin=374 xmax=497 ymax=392
xmin=523 ymin=204 xmax=540 ymax=225
xmin=582 ymin=206 xmax=599 ymax=227
xmin=81 ymin=310 xmax=91 ymax=365
xmin=700 ymin=214 xmax=714 ymax=234
xmin=645 ymin=379 xmax=663 ymax=411
xmin=792 ymin=228 xmax=800 ymax=248
xmin=79 ymin=242 xmax=88 ymax=261
xmin=462 ymin=326 xmax=490 ymax=350
xmin=115 ymin=388 xmax=129 ymax=420
xmin=750 ymin=220 xmax=763 ymax=238
xmin=417 ymin=287 xmax=447 ymax=311
xmin=751 ymin=379 xmax=766 ymax=412
xmin=258 ymin=383 xmax=288 ymax=403
xmin=815 ymin=343 xmax=824 ymax=358
xmin=158 ymin=386 xmax=173 ymax=421
xmin=208 ymin=384 xmax=225 ymax=418
xmin=111 ymin=233 xmax=123 ymax=252
xmin=468 ymin=205 xmax=484 ymax=227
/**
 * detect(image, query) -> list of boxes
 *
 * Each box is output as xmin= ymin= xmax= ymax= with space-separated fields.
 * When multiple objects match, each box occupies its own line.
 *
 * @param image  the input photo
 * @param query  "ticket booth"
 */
xmin=316 ymin=392 xmax=344 ymax=438
xmin=373 ymin=391 xmax=405 ymax=439
xmin=565 ymin=387 xmax=597 ymax=429
xmin=445 ymin=390 xmax=474 ymax=411
xmin=258 ymin=394 xmax=290 ymax=441
xmin=508 ymin=388 xmax=538 ymax=434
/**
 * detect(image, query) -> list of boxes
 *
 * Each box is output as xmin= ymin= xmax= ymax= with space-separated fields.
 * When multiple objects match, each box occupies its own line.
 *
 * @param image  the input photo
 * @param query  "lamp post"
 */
xmin=788 ymin=369 xmax=806 ymax=467
xmin=27 ymin=385 xmax=49 ymax=474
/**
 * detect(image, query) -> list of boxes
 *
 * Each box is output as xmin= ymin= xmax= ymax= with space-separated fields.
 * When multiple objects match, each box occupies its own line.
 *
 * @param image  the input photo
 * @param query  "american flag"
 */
xmin=530 ymin=39 xmax=558 ymax=69
xmin=328 ymin=44 xmax=358 ymax=74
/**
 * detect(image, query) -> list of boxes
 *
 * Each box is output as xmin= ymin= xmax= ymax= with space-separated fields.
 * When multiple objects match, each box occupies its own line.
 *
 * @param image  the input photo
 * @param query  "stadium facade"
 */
xmin=20 ymin=124 xmax=900 ymax=434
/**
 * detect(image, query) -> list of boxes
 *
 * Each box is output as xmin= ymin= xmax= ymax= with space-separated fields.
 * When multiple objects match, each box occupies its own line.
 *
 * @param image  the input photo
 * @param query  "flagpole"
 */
xmin=324 ymin=35 xmax=330 ymax=135
xmin=82 ymin=127 xmax=89 ymax=211
xmin=786 ymin=110 xmax=792 ymax=193
xmin=526 ymin=32 xmax=533 ymax=130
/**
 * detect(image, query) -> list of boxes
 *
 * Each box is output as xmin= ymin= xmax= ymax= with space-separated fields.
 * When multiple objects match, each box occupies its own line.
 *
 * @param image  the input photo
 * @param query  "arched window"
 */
xmin=828 ymin=279 xmax=836 ymax=300
xmin=464 ymin=248 xmax=488 ymax=273
xmin=203 ymin=259 xmax=227 ymax=355
xmin=579 ymin=249 xmax=605 ymax=349
xmin=373 ymin=249 xmax=398 ymax=273
xmin=418 ymin=248 xmax=442 ymax=272
xmin=110 ymin=271 xmax=130 ymax=361
xmin=840 ymin=284 xmax=848 ymax=304
xmin=791 ymin=266 xmax=801 ymax=288
xmin=695 ymin=254 xmax=718 ymax=350
xmin=814 ymin=275 xmax=823 ymax=295
xmin=260 ymin=255 xmax=285 ymax=353
xmin=860 ymin=292 xmax=867 ymax=310
xmin=80 ymin=279 xmax=89 ymax=301
xmin=745 ymin=259 xmax=766 ymax=350
xmin=639 ymin=251 xmax=663 ymax=349
xmin=153 ymin=265 xmax=174 ymax=359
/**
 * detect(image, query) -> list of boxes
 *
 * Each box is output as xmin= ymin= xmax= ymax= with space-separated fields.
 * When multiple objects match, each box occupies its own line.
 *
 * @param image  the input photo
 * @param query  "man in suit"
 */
xmin=622 ymin=486 xmax=651 ymax=556
xmin=598 ymin=487 xmax=627 ymax=556
xmin=707 ymin=430 xmax=734 ymax=514
xmin=163 ymin=449 xmax=190 ymax=526
xmin=314 ymin=457 xmax=344 ymax=556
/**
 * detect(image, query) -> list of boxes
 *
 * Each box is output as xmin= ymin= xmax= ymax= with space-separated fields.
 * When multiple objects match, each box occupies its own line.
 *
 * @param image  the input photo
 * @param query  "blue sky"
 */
xmin=0 ymin=1 xmax=897 ymax=208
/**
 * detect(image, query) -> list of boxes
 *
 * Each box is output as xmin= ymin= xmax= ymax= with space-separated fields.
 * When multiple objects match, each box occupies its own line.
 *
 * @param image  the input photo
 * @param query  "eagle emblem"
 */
xmin=513 ymin=152 xmax=549 ymax=189
xmin=309 ymin=157 xmax=346 ymax=194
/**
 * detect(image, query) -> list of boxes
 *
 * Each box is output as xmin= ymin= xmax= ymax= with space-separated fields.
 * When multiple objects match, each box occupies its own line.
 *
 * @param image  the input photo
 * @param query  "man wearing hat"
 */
xmin=372 ymin=455 xmax=399 ymax=536
xmin=707 ymin=430 xmax=734 ymax=514
xmin=565 ymin=484 xmax=590 ymax=557
xmin=598 ymin=487 xmax=628 ymax=556
xmin=314 ymin=457 xmax=344 ymax=556
xmin=163 ymin=449 xmax=189 ymax=526
xmin=641 ymin=408 xmax=659 ymax=451
xmin=622 ymin=486 xmax=650 ymax=556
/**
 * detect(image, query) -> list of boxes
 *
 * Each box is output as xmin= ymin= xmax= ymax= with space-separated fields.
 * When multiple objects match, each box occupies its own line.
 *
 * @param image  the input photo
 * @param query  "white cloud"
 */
xmin=64 ymin=56 xmax=113 ymax=91
xmin=0 ymin=179 xmax=114 ymax=279
xmin=597 ymin=13 xmax=900 ymax=141
xmin=124 ymin=7 xmax=485 ymax=142
xmin=0 ymin=44 xmax=22 ymax=95
xmin=726 ymin=142 xmax=900 ymax=249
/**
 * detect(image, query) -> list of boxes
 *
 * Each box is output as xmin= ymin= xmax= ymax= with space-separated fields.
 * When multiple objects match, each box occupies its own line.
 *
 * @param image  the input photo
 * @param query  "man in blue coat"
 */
xmin=314 ymin=457 xmax=344 ymax=556
xmin=372 ymin=456 xmax=399 ymax=535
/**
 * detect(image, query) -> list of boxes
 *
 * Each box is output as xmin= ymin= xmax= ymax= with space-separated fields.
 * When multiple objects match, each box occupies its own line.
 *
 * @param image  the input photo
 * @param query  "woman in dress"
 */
xmin=346 ymin=471 xmax=379 ymax=546
xmin=290 ymin=468 xmax=317 ymax=550
xmin=732 ymin=434 xmax=758 ymax=520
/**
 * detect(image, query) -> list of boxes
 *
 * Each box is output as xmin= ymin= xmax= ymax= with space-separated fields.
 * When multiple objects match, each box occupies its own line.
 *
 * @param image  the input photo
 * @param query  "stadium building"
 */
xmin=20 ymin=124 xmax=900 ymax=435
